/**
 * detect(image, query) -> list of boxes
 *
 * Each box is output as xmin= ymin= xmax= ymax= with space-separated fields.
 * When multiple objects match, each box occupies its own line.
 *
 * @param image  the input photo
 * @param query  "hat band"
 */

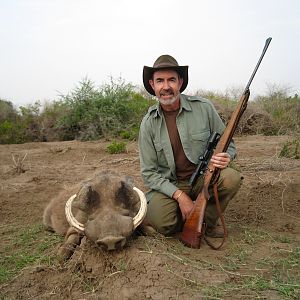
xmin=153 ymin=63 xmax=178 ymax=68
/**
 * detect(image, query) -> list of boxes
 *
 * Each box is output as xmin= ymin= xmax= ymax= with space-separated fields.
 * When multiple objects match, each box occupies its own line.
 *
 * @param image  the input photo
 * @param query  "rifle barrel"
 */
xmin=244 ymin=37 xmax=272 ymax=93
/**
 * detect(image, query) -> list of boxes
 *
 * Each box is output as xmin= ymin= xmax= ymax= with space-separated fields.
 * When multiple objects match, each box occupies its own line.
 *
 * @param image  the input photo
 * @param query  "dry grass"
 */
xmin=11 ymin=153 xmax=27 ymax=174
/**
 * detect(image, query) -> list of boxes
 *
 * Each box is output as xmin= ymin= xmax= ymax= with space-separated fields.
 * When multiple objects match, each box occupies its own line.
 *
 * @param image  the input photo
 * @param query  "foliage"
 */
xmin=51 ymin=77 xmax=155 ymax=141
xmin=196 ymin=86 xmax=300 ymax=135
xmin=0 ymin=99 xmax=25 ymax=144
xmin=106 ymin=140 xmax=127 ymax=154
xmin=19 ymin=101 xmax=44 ymax=142
xmin=254 ymin=84 xmax=300 ymax=135
xmin=1 ymin=81 xmax=300 ymax=144
xmin=0 ymin=100 xmax=46 ymax=144
xmin=0 ymin=99 xmax=18 ymax=123
xmin=279 ymin=138 xmax=300 ymax=159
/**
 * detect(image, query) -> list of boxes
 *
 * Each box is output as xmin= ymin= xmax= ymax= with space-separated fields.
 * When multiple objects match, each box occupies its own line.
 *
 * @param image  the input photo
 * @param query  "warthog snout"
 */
xmin=97 ymin=236 xmax=126 ymax=251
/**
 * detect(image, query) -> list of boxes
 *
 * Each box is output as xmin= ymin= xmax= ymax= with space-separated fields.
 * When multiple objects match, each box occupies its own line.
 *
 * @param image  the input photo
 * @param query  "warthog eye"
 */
xmin=114 ymin=182 xmax=133 ymax=209
xmin=119 ymin=208 xmax=130 ymax=216
xmin=115 ymin=239 xmax=125 ymax=250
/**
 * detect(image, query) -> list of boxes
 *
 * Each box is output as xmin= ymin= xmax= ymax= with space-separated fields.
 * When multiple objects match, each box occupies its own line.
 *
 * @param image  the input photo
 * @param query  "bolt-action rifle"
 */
xmin=180 ymin=37 xmax=272 ymax=249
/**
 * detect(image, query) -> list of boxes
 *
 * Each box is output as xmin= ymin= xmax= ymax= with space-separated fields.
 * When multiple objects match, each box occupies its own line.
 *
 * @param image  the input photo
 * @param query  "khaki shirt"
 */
xmin=138 ymin=94 xmax=236 ymax=199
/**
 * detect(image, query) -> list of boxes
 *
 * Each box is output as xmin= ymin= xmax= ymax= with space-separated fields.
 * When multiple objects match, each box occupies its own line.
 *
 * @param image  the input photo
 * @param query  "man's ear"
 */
xmin=179 ymin=78 xmax=183 ymax=89
xmin=149 ymin=79 xmax=154 ymax=90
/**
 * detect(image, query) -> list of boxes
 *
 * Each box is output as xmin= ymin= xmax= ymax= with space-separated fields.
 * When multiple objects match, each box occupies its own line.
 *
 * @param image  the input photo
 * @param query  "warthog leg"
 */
xmin=58 ymin=227 xmax=83 ymax=260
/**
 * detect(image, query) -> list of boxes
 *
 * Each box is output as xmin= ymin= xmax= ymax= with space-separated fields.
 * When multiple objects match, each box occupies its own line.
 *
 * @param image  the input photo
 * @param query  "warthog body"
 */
xmin=43 ymin=170 xmax=145 ymax=259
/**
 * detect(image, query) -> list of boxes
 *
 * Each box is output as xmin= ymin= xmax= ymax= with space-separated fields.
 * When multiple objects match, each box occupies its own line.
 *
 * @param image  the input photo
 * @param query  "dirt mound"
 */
xmin=0 ymin=136 xmax=299 ymax=299
xmin=214 ymin=102 xmax=274 ymax=135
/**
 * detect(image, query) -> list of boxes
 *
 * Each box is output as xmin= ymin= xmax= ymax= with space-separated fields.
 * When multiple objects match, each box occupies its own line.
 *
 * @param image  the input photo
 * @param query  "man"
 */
xmin=138 ymin=54 xmax=242 ymax=238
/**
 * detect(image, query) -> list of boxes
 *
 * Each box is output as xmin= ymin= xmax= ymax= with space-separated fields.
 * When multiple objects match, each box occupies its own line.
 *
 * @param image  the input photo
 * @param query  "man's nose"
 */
xmin=162 ymin=80 xmax=170 ymax=89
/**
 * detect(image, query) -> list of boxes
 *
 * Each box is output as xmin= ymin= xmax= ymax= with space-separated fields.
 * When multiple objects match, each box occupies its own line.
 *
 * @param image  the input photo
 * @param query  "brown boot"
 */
xmin=138 ymin=221 xmax=157 ymax=236
xmin=205 ymin=225 xmax=225 ymax=238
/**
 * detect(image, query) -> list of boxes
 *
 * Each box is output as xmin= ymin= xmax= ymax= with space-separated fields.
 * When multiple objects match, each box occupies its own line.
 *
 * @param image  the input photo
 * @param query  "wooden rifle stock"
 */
xmin=180 ymin=37 xmax=272 ymax=248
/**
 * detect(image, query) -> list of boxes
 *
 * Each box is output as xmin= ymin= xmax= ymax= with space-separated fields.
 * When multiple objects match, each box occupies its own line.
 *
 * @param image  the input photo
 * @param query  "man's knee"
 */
xmin=153 ymin=221 xmax=179 ymax=236
xmin=146 ymin=194 xmax=182 ymax=236
xmin=146 ymin=208 xmax=178 ymax=236
xmin=146 ymin=208 xmax=181 ymax=236
xmin=220 ymin=168 xmax=243 ymax=192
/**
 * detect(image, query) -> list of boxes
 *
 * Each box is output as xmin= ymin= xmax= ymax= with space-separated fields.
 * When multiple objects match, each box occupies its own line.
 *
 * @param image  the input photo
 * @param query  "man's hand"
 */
xmin=210 ymin=152 xmax=230 ymax=169
xmin=177 ymin=195 xmax=194 ymax=221
xmin=173 ymin=190 xmax=194 ymax=221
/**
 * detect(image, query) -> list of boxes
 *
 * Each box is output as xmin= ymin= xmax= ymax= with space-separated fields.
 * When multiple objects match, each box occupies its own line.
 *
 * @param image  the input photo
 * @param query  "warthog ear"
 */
xmin=115 ymin=179 xmax=139 ymax=210
xmin=72 ymin=184 xmax=98 ymax=212
xmin=123 ymin=175 xmax=134 ymax=187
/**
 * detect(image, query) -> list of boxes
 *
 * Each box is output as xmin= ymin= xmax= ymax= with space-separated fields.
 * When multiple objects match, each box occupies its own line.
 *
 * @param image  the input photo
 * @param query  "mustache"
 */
xmin=160 ymin=88 xmax=174 ymax=95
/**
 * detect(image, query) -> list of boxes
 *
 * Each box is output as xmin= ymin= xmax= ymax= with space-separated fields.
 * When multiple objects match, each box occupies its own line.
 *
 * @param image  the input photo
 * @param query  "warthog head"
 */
xmin=65 ymin=171 xmax=147 ymax=251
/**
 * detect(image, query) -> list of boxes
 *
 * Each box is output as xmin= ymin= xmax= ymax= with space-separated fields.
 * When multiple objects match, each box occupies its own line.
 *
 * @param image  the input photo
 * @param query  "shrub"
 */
xmin=119 ymin=126 xmax=139 ymax=140
xmin=0 ymin=99 xmax=19 ymax=123
xmin=254 ymin=85 xmax=300 ymax=135
xmin=106 ymin=141 xmax=127 ymax=154
xmin=279 ymin=138 xmax=300 ymax=159
xmin=3 ymin=81 xmax=299 ymax=144
xmin=0 ymin=119 xmax=27 ymax=144
xmin=195 ymin=86 xmax=300 ymax=135
xmin=0 ymin=99 xmax=27 ymax=144
xmin=53 ymin=77 xmax=155 ymax=141
xmin=19 ymin=101 xmax=44 ymax=142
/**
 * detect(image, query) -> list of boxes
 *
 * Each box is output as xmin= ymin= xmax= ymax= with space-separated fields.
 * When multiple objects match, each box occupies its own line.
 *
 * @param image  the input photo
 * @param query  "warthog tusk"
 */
xmin=65 ymin=187 xmax=147 ymax=231
xmin=132 ymin=187 xmax=147 ymax=229
xmin=65 ymin=194 xmax=84 ymax=232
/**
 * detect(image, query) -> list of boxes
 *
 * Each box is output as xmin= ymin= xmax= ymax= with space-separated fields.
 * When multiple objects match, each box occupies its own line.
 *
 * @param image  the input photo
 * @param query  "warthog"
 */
xmin=43 ymin=170 xmax=147 ymax=259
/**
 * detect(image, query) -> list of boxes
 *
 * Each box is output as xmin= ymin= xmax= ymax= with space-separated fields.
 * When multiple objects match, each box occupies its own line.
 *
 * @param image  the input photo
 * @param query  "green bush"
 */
xmin=106 ymin=141 xmax=127 ymax=154
xmin=0 ymin=99 xmax=26 ymax=144
xmin=254 ymin=86 xmax=300 ymax=135
xmin=52 ymin=77 xmax=155 ymax=141
xmin=0 ymin=99 xmax=19 ymax=123
xmin=279 ymin=138 xmax=300 ymax=159
xmin=195 ymin=87 xmax=300 ymax=135
xmin=2 ymin=80 xmax=300 ymax=144
xmin=0 ymin=78 xmax=156 ymax=144
xmin=0 ymin=120 xmax=27 ymax=144
xmin=119 ymin=126 xmax=140 ymax=140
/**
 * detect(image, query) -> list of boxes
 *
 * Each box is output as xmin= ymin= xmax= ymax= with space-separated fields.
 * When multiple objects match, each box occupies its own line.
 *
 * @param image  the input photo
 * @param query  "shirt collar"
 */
xmin=149 ymin=93 xmax=192 ymax=118
xmin=179 ymin=94 xmax=192 ymax=112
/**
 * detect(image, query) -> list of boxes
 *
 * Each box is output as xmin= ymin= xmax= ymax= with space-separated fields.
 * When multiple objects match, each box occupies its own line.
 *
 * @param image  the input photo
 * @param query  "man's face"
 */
xmin=149 ymin=69 xmax=183 ymax=106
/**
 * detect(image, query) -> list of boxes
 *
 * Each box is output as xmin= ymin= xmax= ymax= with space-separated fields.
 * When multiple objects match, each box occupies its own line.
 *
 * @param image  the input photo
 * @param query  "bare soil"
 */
xmin=0 ymin=135 xmax=299 ymax=299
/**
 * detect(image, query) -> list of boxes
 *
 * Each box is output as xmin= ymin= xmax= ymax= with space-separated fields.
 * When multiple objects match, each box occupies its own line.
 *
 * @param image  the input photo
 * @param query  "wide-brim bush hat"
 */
xmin=143 ymin=54 xmax=189 ymax=96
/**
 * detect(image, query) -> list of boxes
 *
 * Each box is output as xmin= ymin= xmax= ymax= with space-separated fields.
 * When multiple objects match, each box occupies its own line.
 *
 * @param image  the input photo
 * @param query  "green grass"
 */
xmin=279 ymin=138 xmax=300 ymax=159
xmin=201 ymin=248 xmax=300 ymax=299
xmin=0 ymin=224 xmax=63 ymax=284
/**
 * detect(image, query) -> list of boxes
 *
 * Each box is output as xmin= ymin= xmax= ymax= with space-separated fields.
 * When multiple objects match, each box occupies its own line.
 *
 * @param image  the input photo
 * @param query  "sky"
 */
xmin=0 ymin=0 xmax=299 ymax=107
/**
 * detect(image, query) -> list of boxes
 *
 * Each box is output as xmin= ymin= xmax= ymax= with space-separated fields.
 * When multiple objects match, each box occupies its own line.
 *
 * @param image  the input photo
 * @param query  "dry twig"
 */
xmin=11 ymin=153 xmax=27 ymax=174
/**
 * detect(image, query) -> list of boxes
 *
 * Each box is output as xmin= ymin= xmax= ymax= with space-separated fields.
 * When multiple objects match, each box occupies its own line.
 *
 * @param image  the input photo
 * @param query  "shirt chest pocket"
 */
xmin=190 ymin=130 xmax=211 ymax=159
xmin=154 ymin=142 xmax=168 ymax=167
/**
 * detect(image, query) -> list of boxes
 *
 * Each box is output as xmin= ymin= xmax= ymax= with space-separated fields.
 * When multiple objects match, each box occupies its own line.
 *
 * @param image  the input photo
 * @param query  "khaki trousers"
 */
xmin=146 ymin=168 xmax=243 ymax=236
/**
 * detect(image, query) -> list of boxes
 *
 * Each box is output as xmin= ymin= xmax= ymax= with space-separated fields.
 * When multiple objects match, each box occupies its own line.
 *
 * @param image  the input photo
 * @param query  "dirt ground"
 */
xmin=0 ymin=135 xmax=299 ymax=299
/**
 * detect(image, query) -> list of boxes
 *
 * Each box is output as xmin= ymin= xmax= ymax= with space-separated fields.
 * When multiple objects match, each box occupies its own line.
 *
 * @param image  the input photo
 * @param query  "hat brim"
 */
xmin=143 ymin=65 xmax=189 ymax=96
